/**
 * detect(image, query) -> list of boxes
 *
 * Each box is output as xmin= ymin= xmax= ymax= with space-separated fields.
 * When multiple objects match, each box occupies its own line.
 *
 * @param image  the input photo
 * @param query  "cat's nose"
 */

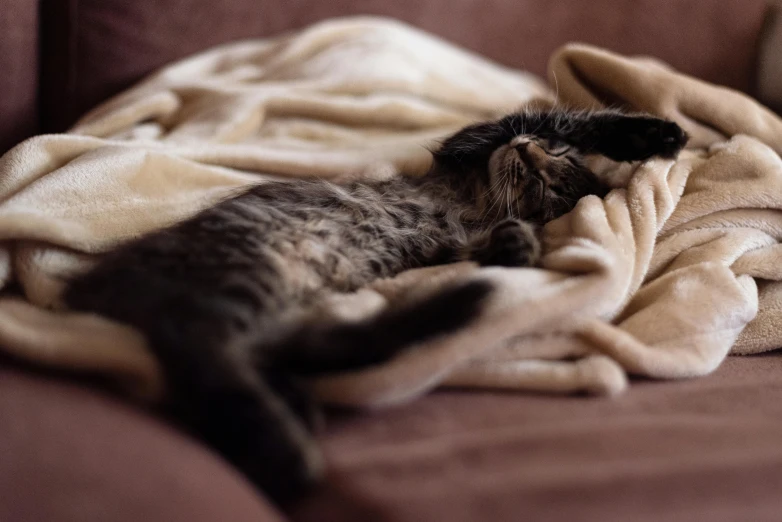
xmin=514 ymin=142 xmax=534 ymax=162
xmin=514 ymin=141 xmax=547 ymax=167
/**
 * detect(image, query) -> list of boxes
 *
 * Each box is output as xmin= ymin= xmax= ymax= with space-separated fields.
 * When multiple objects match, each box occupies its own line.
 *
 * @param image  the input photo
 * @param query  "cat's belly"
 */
xmin=265 ymin=225 xmax=426 ymax=297
xmin=236 ymin=178 xmax=474 ymax=299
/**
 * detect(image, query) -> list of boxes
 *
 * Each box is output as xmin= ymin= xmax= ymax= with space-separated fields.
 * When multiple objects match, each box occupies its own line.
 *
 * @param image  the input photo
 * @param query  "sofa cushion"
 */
xmin=293 ymin=355 xmax=782 ymax=522
xmin=0 ymin=0 xmax=38 ymax=153
xmin=5 ymin=354 xmax=782 ymax=521
xmin=39 ymin=0 xmax=769 ymax=132
xmin=0 ymin=363 xmax=284 ymax=522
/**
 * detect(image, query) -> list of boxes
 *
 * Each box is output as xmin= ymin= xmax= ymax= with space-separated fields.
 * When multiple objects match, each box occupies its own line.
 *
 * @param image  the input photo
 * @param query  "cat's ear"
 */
xmin=432 ymin=121 xmax=509 ymax=169
xmin=569 ymin=113 xmax=688 ymax=162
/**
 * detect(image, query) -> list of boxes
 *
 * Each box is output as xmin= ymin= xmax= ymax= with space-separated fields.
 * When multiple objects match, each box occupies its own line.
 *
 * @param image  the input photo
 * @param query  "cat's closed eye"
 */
xmin=536 ymin=138 xmax=571 ymax=157
xmin=546 ymin=145 xmax=571 ymax=157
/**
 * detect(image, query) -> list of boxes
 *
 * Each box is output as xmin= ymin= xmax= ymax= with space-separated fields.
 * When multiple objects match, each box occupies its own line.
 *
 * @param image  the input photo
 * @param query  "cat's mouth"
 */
xmin=488 ymin=144 xmax=548 ymax=191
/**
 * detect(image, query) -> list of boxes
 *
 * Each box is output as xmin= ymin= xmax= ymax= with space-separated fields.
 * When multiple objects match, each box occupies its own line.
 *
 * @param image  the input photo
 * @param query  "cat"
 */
xmin=63 ymin=108 xmax=688 ymax=505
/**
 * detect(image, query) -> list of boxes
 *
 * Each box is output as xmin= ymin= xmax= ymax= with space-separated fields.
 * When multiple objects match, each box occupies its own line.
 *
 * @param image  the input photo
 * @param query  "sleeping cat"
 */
xmin=64 ymin=109 xmax=687 ymax=505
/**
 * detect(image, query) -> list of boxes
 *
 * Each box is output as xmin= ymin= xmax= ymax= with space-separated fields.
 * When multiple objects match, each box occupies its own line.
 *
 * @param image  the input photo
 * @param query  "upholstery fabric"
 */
xmin=0 ymin=0 xmax=38 ymax=153
xmin=5 ymin=354 xmax=782 ymax=522
xmin=0 ymin=362 xmax=285 ymax=522
xmin=295 ymin=354 xmax=782 ymax=522
xmin=38 ymin=0 xmax=769 ymax=132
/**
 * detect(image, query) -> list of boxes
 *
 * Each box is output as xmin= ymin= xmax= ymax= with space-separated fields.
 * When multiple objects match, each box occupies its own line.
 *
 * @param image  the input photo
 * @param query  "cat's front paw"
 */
xmin=616 ymin=117 xmax=688 ymax=160
xmin=639 ymin=119 xmax=688 ymax=159
xmin=473 ymin=219 xmax=541 ymax=268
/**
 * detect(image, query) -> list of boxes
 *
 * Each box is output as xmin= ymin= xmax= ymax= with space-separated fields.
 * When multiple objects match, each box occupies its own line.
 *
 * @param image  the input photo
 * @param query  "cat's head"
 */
xmin=431 ymin=110 xmax=687 ymax=223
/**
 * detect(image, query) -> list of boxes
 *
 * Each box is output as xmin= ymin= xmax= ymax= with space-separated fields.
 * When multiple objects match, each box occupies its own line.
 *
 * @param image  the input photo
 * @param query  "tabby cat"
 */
xmin=64 ymin=109 xmax=688 ymax=505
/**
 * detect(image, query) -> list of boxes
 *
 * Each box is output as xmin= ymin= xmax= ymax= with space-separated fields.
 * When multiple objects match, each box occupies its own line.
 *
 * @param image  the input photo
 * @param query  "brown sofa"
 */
xmin=2 ymin=1 xmax=782 ymax=521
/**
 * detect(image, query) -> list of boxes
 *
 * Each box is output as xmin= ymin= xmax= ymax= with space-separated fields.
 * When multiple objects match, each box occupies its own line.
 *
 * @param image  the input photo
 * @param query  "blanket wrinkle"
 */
xmin=0 ymin=17 xmax=780 ymax=406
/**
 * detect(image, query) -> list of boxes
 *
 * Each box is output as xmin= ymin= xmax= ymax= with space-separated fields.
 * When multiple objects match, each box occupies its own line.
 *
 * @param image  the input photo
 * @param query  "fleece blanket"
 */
xmin=1 ymin=17 xmax=782 ymax=407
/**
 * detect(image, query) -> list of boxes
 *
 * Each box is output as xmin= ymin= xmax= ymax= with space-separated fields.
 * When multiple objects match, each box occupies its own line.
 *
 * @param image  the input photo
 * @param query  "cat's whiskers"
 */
xmin=482 ymin=176 xmax=508 ymax=225
xmin=482 ymin=160 xmax=511 ymax=224
xmin=488 ymin=184 xmax=506 ymax=224
xmin=497 ymin=167 xmax=514 ymax=219
xmin=487 ymin=168 xmax=509 ymax=194
xmin=501 ymin=174 xmax=513 ymax=219
xmin=504 ymin=181 xmax=513 ymax=219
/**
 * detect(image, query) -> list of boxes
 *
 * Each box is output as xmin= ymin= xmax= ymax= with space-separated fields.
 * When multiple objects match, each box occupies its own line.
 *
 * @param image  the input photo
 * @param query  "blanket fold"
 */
xmin=0 ymin=17 xmax=781 ymax=407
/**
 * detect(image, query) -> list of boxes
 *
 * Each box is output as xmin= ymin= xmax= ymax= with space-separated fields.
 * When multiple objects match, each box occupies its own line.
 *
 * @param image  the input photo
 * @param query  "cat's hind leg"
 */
xmin=266 ymin=279 xmax=493 ymax=376
xmin=67 ymin=282 xmax=324 ymax=506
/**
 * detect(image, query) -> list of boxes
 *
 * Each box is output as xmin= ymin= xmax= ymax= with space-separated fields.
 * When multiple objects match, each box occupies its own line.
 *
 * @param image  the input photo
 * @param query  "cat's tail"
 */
xmin=267 ymin=279 xmax=494 ymax=375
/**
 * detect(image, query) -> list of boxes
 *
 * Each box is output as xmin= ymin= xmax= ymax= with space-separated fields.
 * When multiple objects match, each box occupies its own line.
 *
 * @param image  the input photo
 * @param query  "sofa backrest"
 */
xmin=0 ymin=0 xmax=772 ymax=153
xmin=1 ymin=0 xmax=39 ymax=153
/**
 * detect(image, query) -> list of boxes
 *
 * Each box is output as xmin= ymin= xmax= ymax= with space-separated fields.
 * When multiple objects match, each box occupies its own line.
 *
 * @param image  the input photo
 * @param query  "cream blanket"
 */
xmin=1 ymin=17 xmax=781 ymax=407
